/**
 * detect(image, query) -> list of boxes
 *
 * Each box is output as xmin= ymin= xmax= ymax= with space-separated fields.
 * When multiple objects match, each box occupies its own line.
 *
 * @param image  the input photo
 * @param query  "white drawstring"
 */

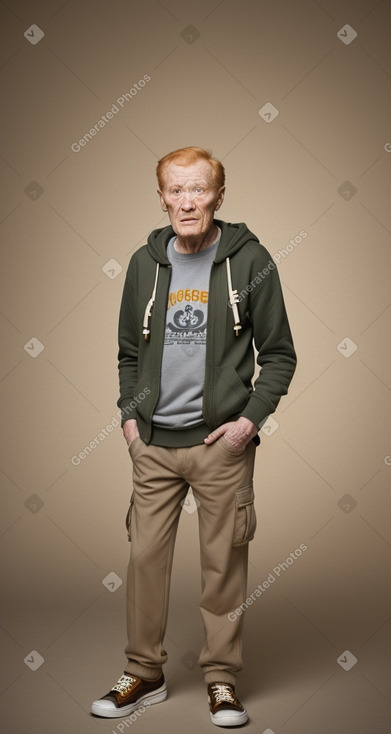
xmin=143 ymin=258 xmax=242 ymax=340
xmin=142 ymin=262 xmax=159 ymax=340
xmin=226 ymin=257 xmax=242 ymax=336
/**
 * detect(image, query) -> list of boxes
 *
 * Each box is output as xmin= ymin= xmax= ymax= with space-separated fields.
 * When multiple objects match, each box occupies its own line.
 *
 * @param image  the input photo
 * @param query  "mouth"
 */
xmin=181 ymin=218 xmax=198 ymax=223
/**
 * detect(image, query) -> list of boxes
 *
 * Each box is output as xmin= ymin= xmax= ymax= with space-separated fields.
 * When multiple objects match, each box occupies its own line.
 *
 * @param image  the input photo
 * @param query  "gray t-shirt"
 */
xmin=152 ymin=228 xmax=221 ymax=428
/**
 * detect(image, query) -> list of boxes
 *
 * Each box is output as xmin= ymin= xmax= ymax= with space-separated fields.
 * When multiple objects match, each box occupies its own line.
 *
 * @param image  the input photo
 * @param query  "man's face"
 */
xmin=157 ymin=160 xmax=225 ymax=240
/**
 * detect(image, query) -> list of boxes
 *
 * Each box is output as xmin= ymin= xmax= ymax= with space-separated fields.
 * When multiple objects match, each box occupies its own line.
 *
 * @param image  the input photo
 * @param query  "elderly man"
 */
xmin=91 ymin=146 xmax=297 ymax=726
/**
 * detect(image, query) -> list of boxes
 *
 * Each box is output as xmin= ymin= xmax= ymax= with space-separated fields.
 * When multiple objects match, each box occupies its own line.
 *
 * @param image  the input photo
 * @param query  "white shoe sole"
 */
xmin=210 ymin=708 xmax=248 ymax=727
xmin=91 ymin=682 xmax=167 ymax=718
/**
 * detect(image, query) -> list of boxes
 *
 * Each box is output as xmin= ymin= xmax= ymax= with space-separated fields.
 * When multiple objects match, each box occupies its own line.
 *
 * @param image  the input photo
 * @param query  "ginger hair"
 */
xmin=156 ymin=146 xmax=225 ymax=191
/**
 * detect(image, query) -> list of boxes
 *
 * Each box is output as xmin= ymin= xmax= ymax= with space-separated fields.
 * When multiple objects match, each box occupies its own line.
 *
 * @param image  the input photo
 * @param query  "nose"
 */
xmin=181 ymin=192 xmax=196 ymax=210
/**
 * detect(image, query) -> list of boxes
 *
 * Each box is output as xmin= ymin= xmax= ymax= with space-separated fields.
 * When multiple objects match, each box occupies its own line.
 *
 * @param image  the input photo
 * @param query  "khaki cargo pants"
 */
xmin=123 ymin=434 xmax=257 ymax=686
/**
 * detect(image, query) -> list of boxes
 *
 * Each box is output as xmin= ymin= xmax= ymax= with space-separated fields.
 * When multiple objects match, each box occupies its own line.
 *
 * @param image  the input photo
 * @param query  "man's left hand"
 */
xmin=204 ymin=416 xmax=258 ymax=450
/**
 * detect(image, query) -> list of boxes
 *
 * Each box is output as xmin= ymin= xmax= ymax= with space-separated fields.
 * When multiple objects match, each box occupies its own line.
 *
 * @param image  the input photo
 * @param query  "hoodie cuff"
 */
xmin=240 ymin=399 xmax=271 ymax=431
xmin=118 ymin=401 xmax=138 ymax=427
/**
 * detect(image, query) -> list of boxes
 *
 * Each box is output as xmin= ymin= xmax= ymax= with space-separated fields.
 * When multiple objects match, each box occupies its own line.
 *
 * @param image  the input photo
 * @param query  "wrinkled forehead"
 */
xmin=161 ymin=160 xmax=215 ymax=188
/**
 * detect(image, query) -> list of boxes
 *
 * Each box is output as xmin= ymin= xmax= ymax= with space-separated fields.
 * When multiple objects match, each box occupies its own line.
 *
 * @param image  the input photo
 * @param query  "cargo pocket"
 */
xmin=232 ymin=484 xmax=257 ymax=547
xmin=125 ymin=490 xmax=134 ymax=542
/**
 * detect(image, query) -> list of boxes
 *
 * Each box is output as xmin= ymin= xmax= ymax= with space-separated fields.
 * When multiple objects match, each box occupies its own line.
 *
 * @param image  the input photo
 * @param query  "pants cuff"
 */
xmin=124 ymin=660 xmax=163 ymax=681
xmin=204 ymin=671 xmax=237 ymax=686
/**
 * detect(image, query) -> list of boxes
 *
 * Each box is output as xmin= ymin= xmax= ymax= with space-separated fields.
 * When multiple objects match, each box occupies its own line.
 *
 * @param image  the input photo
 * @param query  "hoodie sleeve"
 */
xmin=116 ymin=260 xmax=140 ymax=427
xmin=240 ymin=255 xmax=297 ymax=428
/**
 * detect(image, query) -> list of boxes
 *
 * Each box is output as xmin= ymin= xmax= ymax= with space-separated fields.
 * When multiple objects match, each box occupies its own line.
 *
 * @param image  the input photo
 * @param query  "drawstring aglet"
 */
xmin=226 ymin=258 xmax=242 ymax=336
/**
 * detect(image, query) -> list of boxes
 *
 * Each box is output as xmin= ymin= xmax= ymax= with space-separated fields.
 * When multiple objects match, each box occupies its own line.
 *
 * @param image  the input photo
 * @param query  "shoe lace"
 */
xmin=112 ymin=674 xmax=137 ymax=695
xmin=211 ymin=683 xmax=236 ymax=704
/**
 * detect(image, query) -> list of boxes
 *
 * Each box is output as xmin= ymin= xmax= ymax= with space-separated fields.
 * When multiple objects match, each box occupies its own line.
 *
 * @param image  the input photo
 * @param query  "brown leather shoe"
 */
xmin=208 ymin=682 xmax=248 ymax=726
xmin=91 ymin=672 xmax=167 ymax=718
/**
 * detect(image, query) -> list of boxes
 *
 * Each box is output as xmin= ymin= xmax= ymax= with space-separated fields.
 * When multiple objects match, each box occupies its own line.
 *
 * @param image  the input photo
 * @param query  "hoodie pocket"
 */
xmin=125 ymin=491 xmax=135 ymax=542
xmin=232 ymin=484 xmax=257 ymax=547
xmin=210 ymin=366 xmax=250 ymax=426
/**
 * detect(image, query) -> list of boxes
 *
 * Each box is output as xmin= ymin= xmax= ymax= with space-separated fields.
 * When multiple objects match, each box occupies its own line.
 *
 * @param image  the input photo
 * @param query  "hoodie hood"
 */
xmin=146 ymin=218 xmax=260 ymax=264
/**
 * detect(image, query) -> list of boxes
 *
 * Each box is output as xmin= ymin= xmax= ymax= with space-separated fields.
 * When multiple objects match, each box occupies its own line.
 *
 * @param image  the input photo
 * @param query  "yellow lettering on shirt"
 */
xmin=167 ymin=288 xmax=209 ymax=309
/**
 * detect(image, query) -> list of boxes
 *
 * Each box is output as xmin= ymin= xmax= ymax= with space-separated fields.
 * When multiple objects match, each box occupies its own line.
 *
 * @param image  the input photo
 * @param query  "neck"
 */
xmin=174 ymin=224 xmax=218 ymax=254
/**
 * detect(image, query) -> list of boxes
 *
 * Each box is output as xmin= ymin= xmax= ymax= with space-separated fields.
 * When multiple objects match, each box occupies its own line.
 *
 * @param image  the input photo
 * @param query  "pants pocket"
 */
xmin=128 ymin=435 xmax=144 ymax=461
xmin=232 ymin=484 xmax=257 ymax=547
xmin=125 ymin=490 xmax=135 ymax=542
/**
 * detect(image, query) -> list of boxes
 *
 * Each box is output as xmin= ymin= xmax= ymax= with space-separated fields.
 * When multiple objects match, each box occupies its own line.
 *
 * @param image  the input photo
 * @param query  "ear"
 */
xmin=157 ymin=189 xmax=167 ymax=212
xmin=215 ymin=186 xmax=225 ymax=211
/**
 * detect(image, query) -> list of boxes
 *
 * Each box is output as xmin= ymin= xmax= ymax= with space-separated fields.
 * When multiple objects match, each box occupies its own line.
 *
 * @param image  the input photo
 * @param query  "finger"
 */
xmin=204 ymin=425 xmax=227 ymax=444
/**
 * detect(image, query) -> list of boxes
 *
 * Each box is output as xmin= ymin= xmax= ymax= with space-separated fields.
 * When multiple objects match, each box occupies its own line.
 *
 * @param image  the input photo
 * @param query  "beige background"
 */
xmin=1 ymin=1 xmax=391 ymax=732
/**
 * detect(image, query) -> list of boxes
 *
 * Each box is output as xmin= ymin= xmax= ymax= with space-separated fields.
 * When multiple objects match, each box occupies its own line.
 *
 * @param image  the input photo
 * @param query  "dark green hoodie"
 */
xmin=117 ymin=218 xmax=297 ymax=445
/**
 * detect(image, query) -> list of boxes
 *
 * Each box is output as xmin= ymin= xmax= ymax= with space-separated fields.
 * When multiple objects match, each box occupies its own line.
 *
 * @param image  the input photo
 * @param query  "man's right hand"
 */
xmin=123 ymin=419 xmax=139 ymax=447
